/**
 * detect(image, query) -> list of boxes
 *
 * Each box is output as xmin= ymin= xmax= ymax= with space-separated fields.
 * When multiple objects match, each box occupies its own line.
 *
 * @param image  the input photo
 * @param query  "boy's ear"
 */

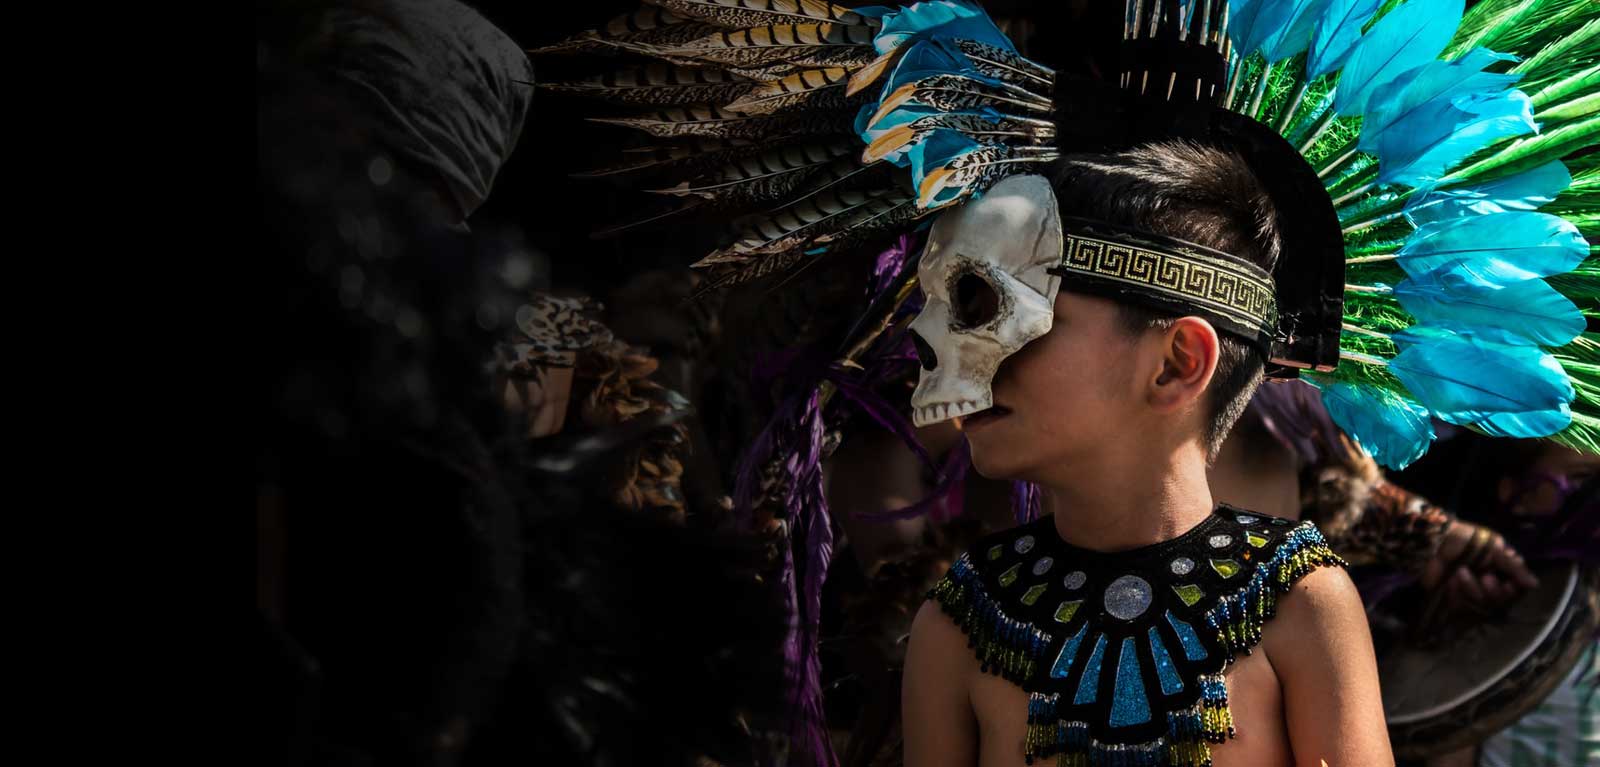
xmin=1149 ymin=316 xmax=1220 ymax=411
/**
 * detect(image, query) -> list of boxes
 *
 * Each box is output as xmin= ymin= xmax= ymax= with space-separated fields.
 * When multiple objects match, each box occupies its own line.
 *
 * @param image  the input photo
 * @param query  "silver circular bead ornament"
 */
xmin=1014 ymin=535 xmax=1036 ymax=555
xmin=1236 ymin=514 xmax=1258 ymax=525
xmin=1208 ymin=533 xmax=1233 ymax=548
xmin=1062 ymin=570 xmax=1087 ymax=590
xmin=1032 ymin=556 xmax=1055 ymax=576
xmin=1170 ymin=557 xmax=1195 ymax=576
xmin=1103 ymin=575 xmax=1154 ymax=621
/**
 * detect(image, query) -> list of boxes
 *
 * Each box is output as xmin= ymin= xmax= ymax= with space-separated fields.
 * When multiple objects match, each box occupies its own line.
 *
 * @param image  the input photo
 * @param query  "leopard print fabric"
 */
xmin=496 ymin=294 xmax=613 ymax=373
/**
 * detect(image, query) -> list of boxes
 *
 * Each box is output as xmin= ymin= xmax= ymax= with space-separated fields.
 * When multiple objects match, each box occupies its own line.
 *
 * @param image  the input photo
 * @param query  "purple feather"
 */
xmin=1012 ymin=481 xmax=1041 ymax=525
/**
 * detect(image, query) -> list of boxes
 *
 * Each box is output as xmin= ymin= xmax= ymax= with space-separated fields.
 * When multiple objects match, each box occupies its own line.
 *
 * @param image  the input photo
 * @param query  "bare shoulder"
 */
xmin=903 ymin=599 xmax=982 ymax=767
xmin=1260 ymin=565 xmax=1394 ymax=763
xmin=908 ymin=598 xmax=971 ymax=662
xmin=1265 ymin=564 xmax=1368 ymax=649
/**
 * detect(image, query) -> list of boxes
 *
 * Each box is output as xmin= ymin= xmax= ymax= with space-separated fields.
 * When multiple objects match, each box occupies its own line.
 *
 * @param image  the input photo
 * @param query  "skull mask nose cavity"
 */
xmin=910 ymin=329 xmax=938 ymax=371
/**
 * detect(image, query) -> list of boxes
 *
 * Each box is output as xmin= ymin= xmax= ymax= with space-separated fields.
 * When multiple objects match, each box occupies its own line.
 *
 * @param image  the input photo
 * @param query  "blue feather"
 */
xmin=1403 ymin=161 xmax=1571 ymax=226
xmin=1373 ymin=87 xmax=1537 ymax=187
xmin=1471 ymin=408 xmax=1574 ymax=438
xmin=1394 ymin=212 xmax=1588 ymax=281
xmin=1360 ymin=48 xmax=1522 ymax=153
xmin=1262 ymin=0 xmax=1336 ymax=63
xmin=867 ymin=0 xmax=1008 ymax=56
xmin=1333 ymin=0 xmax=1464 ymax=117
xmin=1307 ymin=0 xmax=1382 ymax=80
xmin=1319 ymin=382 xmax=1436 ymax=468
xmin=1392 ymin=264 xmax=1585 ymax=347
xmin=882 ymin=37 xmax=990 ymax=94
xmin=1226 ymin=0 xmax=1283 ymax=61
xmin=1389 ymin=326 xmax=1574 ymax=432
xmin=908 ymin=128 xmax=982 ymax=205
xmin=858 ymin=105 xmax=1004 ymax=166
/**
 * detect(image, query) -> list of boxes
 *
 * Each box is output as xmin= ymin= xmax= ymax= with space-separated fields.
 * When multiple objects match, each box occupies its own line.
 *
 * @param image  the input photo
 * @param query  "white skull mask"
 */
xmin=909 ymin=174 xmax=1063 ymax=427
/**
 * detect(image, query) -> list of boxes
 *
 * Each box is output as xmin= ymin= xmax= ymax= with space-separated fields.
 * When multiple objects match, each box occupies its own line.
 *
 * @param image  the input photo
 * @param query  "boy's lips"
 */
xmin=958 ymin=404 xmax=1012 ymax=431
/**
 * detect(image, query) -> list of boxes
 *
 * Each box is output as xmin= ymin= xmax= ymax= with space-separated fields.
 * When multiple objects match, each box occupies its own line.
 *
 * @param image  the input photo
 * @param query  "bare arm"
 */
xmin=903 ymin=600 xmax=980 ymax=767
xmin=1264 ymin=566 xmax=1394 ymax=767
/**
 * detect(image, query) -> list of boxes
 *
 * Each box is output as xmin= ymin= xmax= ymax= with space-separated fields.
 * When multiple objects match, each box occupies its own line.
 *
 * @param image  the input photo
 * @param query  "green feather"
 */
xmin=1529 ymin=63 xmax=1600 ymax=112
xmin=1442 ymin=113 xmax=1600 ymax=185
xmin=1511 ymin=17 xmax=1599 ymax=91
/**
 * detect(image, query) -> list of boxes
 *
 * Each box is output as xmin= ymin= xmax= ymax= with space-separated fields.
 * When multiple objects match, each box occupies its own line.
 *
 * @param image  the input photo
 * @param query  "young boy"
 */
xmin=902 ymin=142 xmax=1394 ymax=767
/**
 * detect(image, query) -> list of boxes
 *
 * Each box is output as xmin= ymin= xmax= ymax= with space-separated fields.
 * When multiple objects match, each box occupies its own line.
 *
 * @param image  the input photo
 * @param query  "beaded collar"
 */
xmin=927 ymin=505 xmax=1345 ymax=767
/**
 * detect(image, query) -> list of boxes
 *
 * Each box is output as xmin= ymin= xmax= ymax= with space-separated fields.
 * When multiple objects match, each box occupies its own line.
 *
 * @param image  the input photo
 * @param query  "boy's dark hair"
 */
xmin=1051 ymin=140 xmax=1282 ymax=460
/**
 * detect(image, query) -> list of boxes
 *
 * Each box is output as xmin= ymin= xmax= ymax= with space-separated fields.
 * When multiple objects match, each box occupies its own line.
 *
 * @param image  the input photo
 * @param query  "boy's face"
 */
xmin=960 ymin=290 xmax=1149 ymax=481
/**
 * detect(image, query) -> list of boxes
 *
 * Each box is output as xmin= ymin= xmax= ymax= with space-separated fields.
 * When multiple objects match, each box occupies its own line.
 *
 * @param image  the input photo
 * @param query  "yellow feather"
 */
xmin=867 ymin=82 xmax=919 ymax=129
xmin=863 ymin=124 xmax=915 ymax=163
xmin=846 ymin=47 xmax=900 ymax=96
xmin=917 ymin=167 xmax=953 ymax=209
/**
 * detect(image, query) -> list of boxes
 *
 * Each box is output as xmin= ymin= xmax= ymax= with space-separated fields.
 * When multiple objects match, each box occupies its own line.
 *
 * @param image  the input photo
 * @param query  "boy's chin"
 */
xmin=967 ymin=439 xmax=1030 ymax=482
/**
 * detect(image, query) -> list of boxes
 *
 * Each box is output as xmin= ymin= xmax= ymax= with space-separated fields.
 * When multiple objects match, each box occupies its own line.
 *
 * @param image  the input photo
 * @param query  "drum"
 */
xmin=1373 ymin=560 xmax=1600 ymax=759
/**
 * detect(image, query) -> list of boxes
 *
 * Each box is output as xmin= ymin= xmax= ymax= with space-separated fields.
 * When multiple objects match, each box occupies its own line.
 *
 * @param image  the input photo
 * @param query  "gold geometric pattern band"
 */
xmin=1057 ymin=233 xmax=1277 ymax=338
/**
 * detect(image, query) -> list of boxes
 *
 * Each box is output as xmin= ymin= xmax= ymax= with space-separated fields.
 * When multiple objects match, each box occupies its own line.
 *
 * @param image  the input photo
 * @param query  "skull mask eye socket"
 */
xmin=952 ymin=270 xmax=1000 ymax=329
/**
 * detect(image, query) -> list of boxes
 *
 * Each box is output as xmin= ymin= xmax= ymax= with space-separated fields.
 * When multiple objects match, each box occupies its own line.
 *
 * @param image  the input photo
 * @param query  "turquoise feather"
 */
xmin=1320 ymin=382 xmax=1436 ymax=468
xmin=1307 ymin=0 xmax=1383 ymax=80
xmin=1265 ymin=0 xmax=1336 ymax=63
xmin=1392 ymin=264 xmax=1585 ymax=347
xmin=859 ymin=0 xmax=1007 ymax=56
xmin=1471 ymin=406 xmax=1574 ymax=439
xmin=1230 ymin=0 xmax=1329 ymax=62
xmin=1374 ymin=86 xmax=1538 ymax=187
xmin=1403 ymin=160 xmax=1570 ymax=226
xmin=1359 ymin=48 xmax=1523 ymax=154
xmin=881 ymin=38 xmax=991 ymax=94
xmin=908 ymin=129 xmax=983 ymax=207
xmin=1333 ymin=0 xmax=1465 ymax=117
xmin=1389 ymin=325 xmax=1574 ymax=431
xmin=1393 ymin=211 xmax=1588 ymax=281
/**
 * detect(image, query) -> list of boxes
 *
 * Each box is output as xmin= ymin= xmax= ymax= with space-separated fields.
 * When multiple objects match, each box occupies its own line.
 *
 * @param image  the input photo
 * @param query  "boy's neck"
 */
xmin=1041 ymin=443 xmax=1217 ymax=553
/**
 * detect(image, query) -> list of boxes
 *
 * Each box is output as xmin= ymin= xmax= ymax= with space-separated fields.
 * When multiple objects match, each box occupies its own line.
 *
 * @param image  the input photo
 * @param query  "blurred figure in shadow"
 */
xmin=258 ymin=2 xmax=785 ymax=766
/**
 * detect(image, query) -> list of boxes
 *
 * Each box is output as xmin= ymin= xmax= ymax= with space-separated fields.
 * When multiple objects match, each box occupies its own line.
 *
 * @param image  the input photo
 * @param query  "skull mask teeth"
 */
xmin=909 ymin=174 xmax=1063 ymax=428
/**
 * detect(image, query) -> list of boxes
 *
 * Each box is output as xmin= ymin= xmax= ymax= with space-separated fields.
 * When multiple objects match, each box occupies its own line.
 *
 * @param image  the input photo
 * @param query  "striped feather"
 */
xmin=649 ymin=140 xmax=855 ymax=201
xmin=863 ymin=112 xmax=1054 ymax=164
xmin=915 ymin=145 xmax=1057 ymax=209
xmin=589 ymin=103 xmax=855 ymax=139
xmin=592 ymin=198 xmax=707 ymax=238
xmin=700 ymin=187 xmax=900 ymax=262
xmin=530 ymin=7 xmax=711 ymax=55
xmin=952 ymin=39 xmax=1055 ymax=90
xmin=659 ymin=23 xmax=876 ymax=68
xmin=646 ymin=0 xmax=874 ymax=29
xmin=867 ymin=74 xmax=1053 ymax=128
xmin=725 ymin=67 xmax=854 ymax=114
xmin=541 ymin=65 xmax=753 ymax=106
xmin=695 ymin=192 xmax=917 ymax=292
xmin=846 ymin=47 xmax=902 ymax=96
xmin=570 ymin=138 xmax=760 ymax=178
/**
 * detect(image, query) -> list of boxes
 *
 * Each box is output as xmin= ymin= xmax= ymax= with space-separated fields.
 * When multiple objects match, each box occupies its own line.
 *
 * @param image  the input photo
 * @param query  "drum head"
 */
xmin=1373 ymin=561 xmax=1600 ymax=758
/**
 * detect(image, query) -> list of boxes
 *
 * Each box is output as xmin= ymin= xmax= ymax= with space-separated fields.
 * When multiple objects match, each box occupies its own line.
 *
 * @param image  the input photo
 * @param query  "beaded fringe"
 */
xmin=927 ymin=553 xmax=1053 ymax=684
xmin=1206 ymin=524 xmax=1347 ymax=664
xmin=1023 ymin=672 xmax=1231 ymax=767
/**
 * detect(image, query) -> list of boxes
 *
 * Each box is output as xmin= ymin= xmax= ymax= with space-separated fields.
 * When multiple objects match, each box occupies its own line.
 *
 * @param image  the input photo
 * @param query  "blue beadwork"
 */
xmin=1051 ymin=622 xmax=1089 ymax=679
xmin=1147 ymin=627 xmax=1184 ymax=695
xmin=1165 ymin=611 xmax=1208 ymax=662
xmin=1073 ymin=634 xmax=1107 ymax=705
xmin=1110 ymin=637 xmax=1152 ymax=727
